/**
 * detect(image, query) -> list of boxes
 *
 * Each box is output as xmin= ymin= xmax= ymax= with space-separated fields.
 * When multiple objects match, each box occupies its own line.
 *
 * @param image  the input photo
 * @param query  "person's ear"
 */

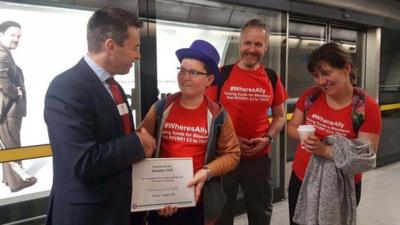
xmin=104 ymin=38 xmax=117 ymax=52
xmin=344 ymin=62 xmax=352 ymax=73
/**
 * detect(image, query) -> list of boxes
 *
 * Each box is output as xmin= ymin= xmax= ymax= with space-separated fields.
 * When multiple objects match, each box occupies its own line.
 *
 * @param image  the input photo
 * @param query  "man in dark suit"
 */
xmin=44 ymin=7 xmax=155 ymax=225
xmin=0 ymin=21 xmax=37 ymax=192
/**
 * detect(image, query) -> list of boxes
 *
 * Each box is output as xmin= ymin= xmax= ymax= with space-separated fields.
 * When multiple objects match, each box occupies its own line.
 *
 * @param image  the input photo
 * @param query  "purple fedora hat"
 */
xmin=176 ymin=40 xmax=221 ymax=78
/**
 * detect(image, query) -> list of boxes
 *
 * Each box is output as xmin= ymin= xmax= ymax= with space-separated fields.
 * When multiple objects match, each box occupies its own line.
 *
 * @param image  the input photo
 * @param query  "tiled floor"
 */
xmin=234 ymin=160 xmax=400 ymax=225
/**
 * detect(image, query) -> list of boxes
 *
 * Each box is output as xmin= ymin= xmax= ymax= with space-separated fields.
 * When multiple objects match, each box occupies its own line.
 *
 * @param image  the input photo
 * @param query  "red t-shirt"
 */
xmin=292 ymin=88 xmax=382 ymax=183
xmin=219 ymin=64 xmax=288 ymax=160
xmin=160 ymin=97 xmax=208 ymax=173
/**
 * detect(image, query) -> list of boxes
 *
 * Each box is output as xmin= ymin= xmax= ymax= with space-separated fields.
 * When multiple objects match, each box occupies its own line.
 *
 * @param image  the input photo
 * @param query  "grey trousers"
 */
xmin=0 ymin=116 xmax=26 ymax=190
xmin=216 ymin=155 xmax=273 ymax=225
xmin=0 ymin=116 xmax=22 ymax=148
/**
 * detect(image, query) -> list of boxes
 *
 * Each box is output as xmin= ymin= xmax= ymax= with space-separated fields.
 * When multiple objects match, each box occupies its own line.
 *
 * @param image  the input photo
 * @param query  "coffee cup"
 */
xmin=297 ymin=125 xmax=315 ymax=149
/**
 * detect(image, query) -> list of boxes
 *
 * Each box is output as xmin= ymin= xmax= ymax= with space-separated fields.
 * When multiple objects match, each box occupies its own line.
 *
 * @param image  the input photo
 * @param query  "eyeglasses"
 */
xmin=177 ymin=67 xmax=208 ymax=77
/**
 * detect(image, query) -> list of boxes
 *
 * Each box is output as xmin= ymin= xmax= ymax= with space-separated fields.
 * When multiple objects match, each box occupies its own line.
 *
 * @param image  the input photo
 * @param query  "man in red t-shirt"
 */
xmin=215 ymin=19 xmax=288 ymax=225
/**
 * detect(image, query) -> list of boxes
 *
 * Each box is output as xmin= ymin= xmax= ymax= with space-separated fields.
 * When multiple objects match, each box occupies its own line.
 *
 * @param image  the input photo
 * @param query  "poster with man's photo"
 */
xmin=0 ymin=2 xmax=136 ymax=203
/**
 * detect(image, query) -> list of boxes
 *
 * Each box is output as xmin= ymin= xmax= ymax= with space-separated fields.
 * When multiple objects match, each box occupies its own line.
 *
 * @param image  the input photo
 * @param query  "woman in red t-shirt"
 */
xmin=287 ymin=43 xmax=381 ymax=225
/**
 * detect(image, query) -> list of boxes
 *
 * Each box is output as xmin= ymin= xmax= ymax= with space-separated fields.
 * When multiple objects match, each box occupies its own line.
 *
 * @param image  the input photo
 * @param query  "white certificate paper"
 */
xmin=131 ymin=158 xmax=196 ymax=212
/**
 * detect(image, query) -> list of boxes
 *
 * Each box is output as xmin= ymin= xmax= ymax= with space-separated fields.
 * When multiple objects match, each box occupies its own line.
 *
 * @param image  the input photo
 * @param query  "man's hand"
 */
xmin=136 ymin=127 xmax=156 ymax=157
xmin=238 ymin=136 xmax=254 ymax=156
xmin=247 ymin=137 xmax=270 ymax=156
xmin=239 ymin=136 xmax=271 ymax=157
xmin=17 ymin=86 xmax=23 ymax=98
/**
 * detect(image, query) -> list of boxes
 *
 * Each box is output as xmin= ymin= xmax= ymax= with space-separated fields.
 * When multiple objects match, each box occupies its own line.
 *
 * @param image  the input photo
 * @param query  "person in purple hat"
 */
xmin=139 ymin=40 xmax=240 ymax=225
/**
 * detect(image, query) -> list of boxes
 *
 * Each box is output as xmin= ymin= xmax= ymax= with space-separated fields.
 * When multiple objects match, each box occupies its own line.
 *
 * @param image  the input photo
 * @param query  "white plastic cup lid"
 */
xmin=297 ymin=125 xmax=315 ymax=132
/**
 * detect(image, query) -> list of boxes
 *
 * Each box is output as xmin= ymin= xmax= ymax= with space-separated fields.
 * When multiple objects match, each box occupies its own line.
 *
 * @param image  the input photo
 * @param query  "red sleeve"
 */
xmin=272 ymin=76 xmax=288 ymax=106
xmin=359 ymin=96 xmax=381 ymax=135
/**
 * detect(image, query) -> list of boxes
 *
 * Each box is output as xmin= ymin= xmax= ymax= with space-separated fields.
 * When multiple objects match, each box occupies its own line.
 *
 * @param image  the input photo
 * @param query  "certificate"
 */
xmin=131 ymin=158 xmax=196 ymax=212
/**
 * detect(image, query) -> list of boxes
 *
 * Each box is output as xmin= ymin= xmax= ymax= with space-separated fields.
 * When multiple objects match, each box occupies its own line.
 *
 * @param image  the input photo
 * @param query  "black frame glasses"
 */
xmin=177 ymin=67 xmax=209 ymax=77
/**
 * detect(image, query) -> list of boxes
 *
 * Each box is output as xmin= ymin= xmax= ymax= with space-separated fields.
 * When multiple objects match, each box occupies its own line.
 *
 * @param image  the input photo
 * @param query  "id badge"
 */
xmin=117 ymin=103 xmax=129 ymax=115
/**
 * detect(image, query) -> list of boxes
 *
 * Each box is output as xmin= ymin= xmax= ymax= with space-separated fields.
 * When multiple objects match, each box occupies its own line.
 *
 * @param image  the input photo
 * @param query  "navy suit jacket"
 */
xmin=44 ymin=59 xmax=145 ymax=225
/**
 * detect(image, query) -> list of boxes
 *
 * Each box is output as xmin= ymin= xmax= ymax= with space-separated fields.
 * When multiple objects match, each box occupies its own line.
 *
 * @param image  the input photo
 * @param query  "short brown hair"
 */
xmin=307 ymin=42 xmax=357 ymax=86
xmin=241 ymin=18 xmax=270 ymax=41
xmin=87 ymin=7 xmax=143 ymax=53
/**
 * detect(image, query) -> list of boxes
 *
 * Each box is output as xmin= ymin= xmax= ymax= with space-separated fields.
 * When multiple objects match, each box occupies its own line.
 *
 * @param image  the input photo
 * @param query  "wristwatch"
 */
xmin=265 ymin=134 xmax=274 ymax=143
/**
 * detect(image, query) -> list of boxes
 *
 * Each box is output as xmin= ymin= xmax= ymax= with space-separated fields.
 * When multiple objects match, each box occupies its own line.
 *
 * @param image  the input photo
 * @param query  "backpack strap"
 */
xmin=217 ymin=64 xmax=234 ymax=101
xmin=153 ymin=99 xmax=167 ymax=156
xmin=303 ymin=86 xmax=366 ymax=134
xmin=154 ymin=99 xmax=166 ymax=134
xmin=265 ymin=68 xmax=278 ymax=93
xmin=151 ymin=99 xmax=167 ymax=158
xmin=304 ymin=86 xmax=323 ymax=117
xmin=214 ymin=110 xmax=225 ymax=141
xmin=154 ymin=93 xmax=180 ymax=134
xmin=204 ymin=110 xmax=226 ymax=164
xmin=217 ymin=64 xmax=278 ymax=102
xmin=352 ymin=87 xmax=366 ymax=133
